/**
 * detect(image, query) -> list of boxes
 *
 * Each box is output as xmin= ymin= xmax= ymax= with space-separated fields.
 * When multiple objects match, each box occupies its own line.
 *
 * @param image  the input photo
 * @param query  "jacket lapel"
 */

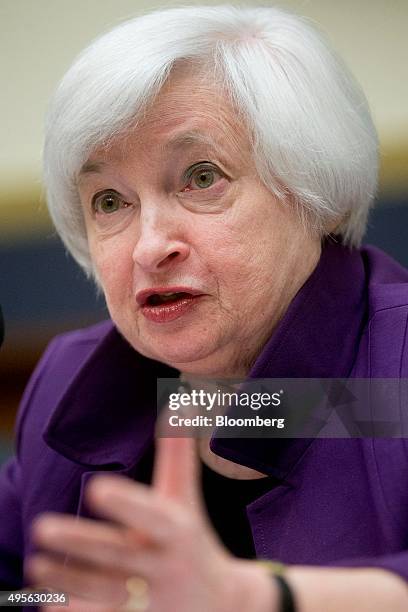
xmin=43 ymin=325 xmax=177 ymax=470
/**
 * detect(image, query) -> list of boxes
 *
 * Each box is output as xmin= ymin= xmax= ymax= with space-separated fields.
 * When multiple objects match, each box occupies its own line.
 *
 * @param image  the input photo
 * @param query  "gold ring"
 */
xmin=120 ymin=576 xmax=150 ymax=611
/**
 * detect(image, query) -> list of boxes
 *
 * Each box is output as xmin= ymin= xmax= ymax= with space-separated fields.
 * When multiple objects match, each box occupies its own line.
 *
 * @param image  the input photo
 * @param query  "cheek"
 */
xmin=89 ymin=237 xmax=134 ymax=308
xmin=200 ymin=205 xmax=278 ymax=279
xmin=197 ymin=227 xmax=264 ymax=308
xmin=203 ymin=200 xmax=306 ymax=305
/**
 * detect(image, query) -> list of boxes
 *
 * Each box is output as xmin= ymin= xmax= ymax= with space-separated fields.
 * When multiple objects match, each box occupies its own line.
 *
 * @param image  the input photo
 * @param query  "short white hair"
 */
xmin=43 ymin=4 xmax=379 ymax=277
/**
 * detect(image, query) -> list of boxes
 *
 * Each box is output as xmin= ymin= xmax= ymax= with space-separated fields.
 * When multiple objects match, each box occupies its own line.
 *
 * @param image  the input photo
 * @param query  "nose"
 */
xmin=132 ymin=205 xmax=190 ymax=273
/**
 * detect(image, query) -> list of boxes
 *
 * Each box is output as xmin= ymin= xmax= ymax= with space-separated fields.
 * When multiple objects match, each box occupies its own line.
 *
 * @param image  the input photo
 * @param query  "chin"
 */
xmin=134 ymin=332 xmax=224 ymax=373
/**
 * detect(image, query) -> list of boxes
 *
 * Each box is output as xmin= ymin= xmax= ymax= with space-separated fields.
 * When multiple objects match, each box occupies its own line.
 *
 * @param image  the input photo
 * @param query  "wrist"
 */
xmin=223 ymin=559 xmax=281 ymax=612
xmin=256 ymin=560 xmax=297 ymax=612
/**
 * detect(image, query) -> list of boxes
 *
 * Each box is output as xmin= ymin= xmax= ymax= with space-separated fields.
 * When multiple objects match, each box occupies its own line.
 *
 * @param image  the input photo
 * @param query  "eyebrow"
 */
xmin=163 ymin=130 xmax=223 ymax=152
xmin=78 ymin=160 xmax=107 ymax=177
xmin=77 ymin=130 xmax=228 ymax=177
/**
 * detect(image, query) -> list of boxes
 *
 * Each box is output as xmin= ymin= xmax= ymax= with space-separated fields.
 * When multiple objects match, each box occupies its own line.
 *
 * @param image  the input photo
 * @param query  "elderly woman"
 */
xmin=2 ymin=4 xmax=408 ymax=611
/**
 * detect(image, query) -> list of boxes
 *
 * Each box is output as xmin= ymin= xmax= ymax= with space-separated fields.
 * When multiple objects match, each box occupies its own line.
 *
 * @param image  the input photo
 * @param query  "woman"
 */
xmin=2 ymin=4 xmax=408 ymax=611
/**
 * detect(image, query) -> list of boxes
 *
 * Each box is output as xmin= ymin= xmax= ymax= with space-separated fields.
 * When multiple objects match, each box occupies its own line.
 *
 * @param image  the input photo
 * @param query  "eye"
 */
xmin=92 ymin=190 xmax=130 ymax=214
xmin=191 ymin=168 xmax=216 ymax=189
xmin=182 ymin=163 xmax=222 ymax=191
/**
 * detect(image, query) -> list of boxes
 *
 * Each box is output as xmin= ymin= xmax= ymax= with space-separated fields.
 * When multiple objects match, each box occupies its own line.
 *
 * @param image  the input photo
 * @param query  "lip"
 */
xmin=135 ymin=286 xmax=207 ymax=324
xmin=135 ymin=286 xmax=205 ymax=306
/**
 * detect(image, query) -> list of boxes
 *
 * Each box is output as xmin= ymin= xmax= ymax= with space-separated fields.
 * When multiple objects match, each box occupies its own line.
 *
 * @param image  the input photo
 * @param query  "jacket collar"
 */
xmin=44 ymin=240 xmax=367 ymax=478
xmin=43 ymin=327 xmax=178 ymax=470
xmin=210 ymin=239 xmax=367 ymax=480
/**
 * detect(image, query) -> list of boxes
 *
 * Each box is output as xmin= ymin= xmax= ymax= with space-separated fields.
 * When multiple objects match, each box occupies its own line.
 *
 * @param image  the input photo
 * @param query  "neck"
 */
xmin=198 ymin=437 xmax=269 ymax=479
xmin=178 ymin=375 xmax=268 ymax=479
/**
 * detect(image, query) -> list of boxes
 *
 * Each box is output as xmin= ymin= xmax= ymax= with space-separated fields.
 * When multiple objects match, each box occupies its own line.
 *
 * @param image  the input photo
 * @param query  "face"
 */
xmin=77 ymin=68 xmax=321 ymax=378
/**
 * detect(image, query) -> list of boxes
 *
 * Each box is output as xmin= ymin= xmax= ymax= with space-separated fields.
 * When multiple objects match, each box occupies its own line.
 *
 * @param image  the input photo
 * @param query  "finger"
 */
xmin=31 ymin=514 xmax=157 ymax=576
xmin=44 ymin=597 xmax=116 ymax=612
xmin=85 ymin=475 xmax=181 ymax=545
xmin=153 ymin=436 xmax=202 ymax=509
xmin=26 ymin=553 xmax=128 ymax=606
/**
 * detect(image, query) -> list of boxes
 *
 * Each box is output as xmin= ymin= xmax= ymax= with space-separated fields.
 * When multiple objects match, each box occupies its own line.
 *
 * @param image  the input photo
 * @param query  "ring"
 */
xmin=120 ymin=576 xmax=150 ymax=611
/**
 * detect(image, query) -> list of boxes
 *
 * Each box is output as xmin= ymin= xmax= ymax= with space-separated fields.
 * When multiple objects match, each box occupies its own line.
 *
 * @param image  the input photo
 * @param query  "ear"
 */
xmin=325 ymin=213 xmax=347 ymax=235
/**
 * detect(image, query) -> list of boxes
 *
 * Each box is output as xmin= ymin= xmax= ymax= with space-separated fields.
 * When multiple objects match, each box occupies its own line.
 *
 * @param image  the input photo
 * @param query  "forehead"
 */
xmin=82 ymin=67 xmax=252 ymax=170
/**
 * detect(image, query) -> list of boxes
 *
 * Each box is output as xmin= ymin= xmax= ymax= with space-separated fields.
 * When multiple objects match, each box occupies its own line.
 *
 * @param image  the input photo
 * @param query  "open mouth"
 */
xmin=146 ymin=292 xmax=192 ymax=306
xmin=136 ymin=287 xmax=204 ymax=322
xmin=138 ymin=289 xmax=204 ymax=323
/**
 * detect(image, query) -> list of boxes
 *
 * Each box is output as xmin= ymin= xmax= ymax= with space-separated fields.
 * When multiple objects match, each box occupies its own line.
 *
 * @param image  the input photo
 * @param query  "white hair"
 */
xmin=43 ymin=4 xmax=379 ymax=277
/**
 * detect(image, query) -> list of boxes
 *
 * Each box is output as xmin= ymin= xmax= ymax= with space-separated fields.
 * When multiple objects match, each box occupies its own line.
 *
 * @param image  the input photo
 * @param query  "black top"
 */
xmin=133 ymin=445 xmax=278 ymax=559
xmin=201 ymin=460 xmax=277 ymax=558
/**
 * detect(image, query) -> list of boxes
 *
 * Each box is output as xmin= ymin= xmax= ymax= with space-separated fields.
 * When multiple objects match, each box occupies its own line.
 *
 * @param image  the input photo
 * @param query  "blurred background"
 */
xmin=1 ymin=0 xmax=407 ymax=463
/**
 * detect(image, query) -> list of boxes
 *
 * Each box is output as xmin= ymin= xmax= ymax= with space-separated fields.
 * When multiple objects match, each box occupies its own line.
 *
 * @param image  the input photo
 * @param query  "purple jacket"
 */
xmin=2 ymin=241 xmax=408 ymax=590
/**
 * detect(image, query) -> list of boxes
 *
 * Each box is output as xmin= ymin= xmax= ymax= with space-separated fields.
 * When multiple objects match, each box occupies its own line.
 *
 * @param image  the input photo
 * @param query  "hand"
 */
xmin=27 ymin=437 xmax=277 ymax=612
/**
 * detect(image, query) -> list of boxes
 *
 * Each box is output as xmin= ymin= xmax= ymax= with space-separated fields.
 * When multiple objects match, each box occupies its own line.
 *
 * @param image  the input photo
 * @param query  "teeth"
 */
xmin=148 ymin=292 xmax=188 ymax=306
xmin=159 ymin=293 xmax=180 ymax=302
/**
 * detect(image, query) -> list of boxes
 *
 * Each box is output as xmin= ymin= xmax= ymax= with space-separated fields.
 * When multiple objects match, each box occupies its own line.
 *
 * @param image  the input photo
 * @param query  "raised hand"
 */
xmin=27 ymin=436 xmax=276 ymax=612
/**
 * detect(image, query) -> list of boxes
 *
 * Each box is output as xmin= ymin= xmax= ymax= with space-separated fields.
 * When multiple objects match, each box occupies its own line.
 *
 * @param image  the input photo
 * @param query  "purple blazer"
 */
xmin=2 ymin=241 xmax=408 ymax=590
